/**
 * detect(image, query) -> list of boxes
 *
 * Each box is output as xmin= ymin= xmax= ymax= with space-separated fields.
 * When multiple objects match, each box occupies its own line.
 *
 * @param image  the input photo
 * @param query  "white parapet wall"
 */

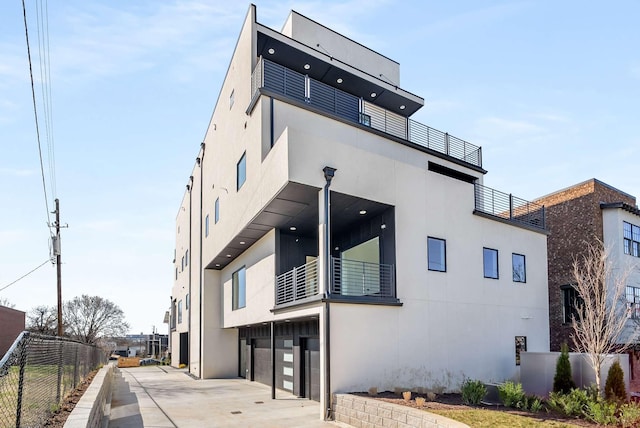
xmin=64 ymin=363 xmax=114 ymax=428
xmin=521 ymin=352 xmax=629 ymax=398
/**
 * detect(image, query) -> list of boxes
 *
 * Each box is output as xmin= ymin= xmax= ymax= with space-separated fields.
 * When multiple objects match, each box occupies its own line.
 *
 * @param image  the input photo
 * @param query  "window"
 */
xmin=624 ymin=221 xmax=640 ymax=257
xmin=175 ymin=267 xmax=178 ymax=280
xmin=205 ymin=214 xmax=209 ymax=237
xmin=427 ymin=237 xmax=446 ymax=272
xmin=562 ymin=285 xmax=582 ymax=323
xmin=626 ymin=286 xmax=640 ymax=319
xmin=185 ymin=249 xmax=189 ymax=267
xmin=178 ymin=300 xmax=183 ymax=324
xmin=483 ymin=248 xmax=499 ymax=279
xmin=512 ymin=253 xmax=526 ymax=283
xmin=215 ymin=197 xmax=220 ymax=224
xmin=232 ymin=266 xmax=246 ymax=310
xmin=181 ymin=256 xmax=184 ymax=272
xmin=186 ymin=293 xmax=190 ymax=310
xmin=515 ymin=336 xmax=527 ymax=366
xmin=229 ymin=89 xmax=234 ymax=109
xmin=237 ymin=152 xmax=246 ymax=190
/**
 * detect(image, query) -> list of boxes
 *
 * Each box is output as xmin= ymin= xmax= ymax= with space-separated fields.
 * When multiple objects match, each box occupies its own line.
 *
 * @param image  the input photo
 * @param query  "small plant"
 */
xmin=426 ymin=391 xmax=437 ymax=401
xmin=368 ymin=387 xmax=377 ymax=396
xmin=618 ymin=402 xmax=640 ymax=427
xmin=415 ymin=397 xmax=426 ymax=407
xmin=585 ymin=399 xmax=617 ymax=425
xmin=402 ymin=391 xmax=411 ymax=401
xmin=529 ymin=397 xmax=544 ymax=413
xmin=497 ymin=381 xmax=526 ymax=409
xmin=547 ymin=388 xmax=590 ymax=417
xmin=553 ymin=343 xmax=576 ymax=394
xmin=178 ymin=363 xmax=187 ymax=369
xmin=604 ymin=360 xmax=627 ymax=403
xmin=460 ymin=379 xmax=486 ymax=406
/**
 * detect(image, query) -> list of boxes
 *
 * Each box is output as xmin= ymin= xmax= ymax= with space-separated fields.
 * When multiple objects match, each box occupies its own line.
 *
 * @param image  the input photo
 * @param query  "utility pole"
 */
xmin=54 ymin=198 xmax=63 ymax=337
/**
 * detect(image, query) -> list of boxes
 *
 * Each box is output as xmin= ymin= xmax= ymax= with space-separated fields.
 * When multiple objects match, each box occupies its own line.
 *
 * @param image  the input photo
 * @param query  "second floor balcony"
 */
xmin=251 ymin=57 xmax=482 ymax=169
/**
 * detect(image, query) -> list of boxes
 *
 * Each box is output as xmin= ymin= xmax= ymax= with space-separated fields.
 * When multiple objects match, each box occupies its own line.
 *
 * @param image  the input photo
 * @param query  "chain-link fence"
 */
xmin=0 ymin=331 xmax=108 ymax=428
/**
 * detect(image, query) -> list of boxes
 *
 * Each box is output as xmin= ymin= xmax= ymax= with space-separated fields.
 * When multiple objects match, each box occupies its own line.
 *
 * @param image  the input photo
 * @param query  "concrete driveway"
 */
xmin=108 ymin=366 xmax=343 ymax=428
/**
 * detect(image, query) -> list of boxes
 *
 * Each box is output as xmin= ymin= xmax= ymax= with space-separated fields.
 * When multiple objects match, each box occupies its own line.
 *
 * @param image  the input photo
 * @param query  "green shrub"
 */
xmin=585 ymin=399 xmax=617 ymax=425
xmin=497 ymin=381 xmax=526 ymax=409
xmin=604 ymin=360 xmax=627 ymax=403
xmin=547 ymin=388 xmax=590 ymax=417
xmin=529 ymin=397 xmax=544 ymax=413
xmin=460 ymin=379 xmax=486 ymax=406
xmin=553 ymin=343 xmax=576 ymax=394
xmin=618 ymin=402 xmax=640 ymax=428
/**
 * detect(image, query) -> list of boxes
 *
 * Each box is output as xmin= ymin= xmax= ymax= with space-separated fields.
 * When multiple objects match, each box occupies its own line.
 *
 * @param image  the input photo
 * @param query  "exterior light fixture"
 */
xmin=304 ymin=64 xmax=311 ymax=70
xmin=226 ymin=254 xmax=232 ymax=257
xmin=336 ymin=78 xmax=343 ymax=84
xmin=268 ymin=48 xmax=275 ymax=54
xmin=400 ymin=105 xmax=406 ymax=110
xmin=215 ymin=263 xmax=220 ymax=267
xmin=239 ymin=241 xmax=245 ymax=245
xmin=290 ymin=226 xmax=297 ymax=231
xmin=370 ymin=92 xmax=377 ymax=98
xmin=359 ymin=210 xmax=367 ymax=215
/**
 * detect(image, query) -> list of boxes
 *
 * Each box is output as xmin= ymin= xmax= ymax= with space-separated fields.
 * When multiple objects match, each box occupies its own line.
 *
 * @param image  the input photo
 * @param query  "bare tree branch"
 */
xmin=63 ymin=295 xmax=129 ymax=344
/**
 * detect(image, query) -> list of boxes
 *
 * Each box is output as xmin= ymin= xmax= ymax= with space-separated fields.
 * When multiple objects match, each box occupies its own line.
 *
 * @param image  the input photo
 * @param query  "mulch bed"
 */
xmin=353 ymin=391 xmax=600 ymax=427
xmin=44 ymin=369 xmax=99 ymax=428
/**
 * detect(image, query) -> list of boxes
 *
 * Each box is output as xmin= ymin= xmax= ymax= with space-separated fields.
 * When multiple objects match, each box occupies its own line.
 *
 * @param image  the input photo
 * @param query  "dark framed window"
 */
xmin=624 ymin=221 xmax=640 ymax=257
xmin=175 ymin=267 xmax=178 ymax=280
xmin=561 ymin=285 xmax=582 ymax=323
xmin=483 ymin=247 xmax=499 ymax=279
xmin=181 ymin=256 xmax=184 ymax=272
xmin=215 ymin=197 xmax=220 ymax=224
xmin=626 ymin=286 xmax=640 ymax=319
xmin=229 ymin=89 xmax=235 ymax=109
xmin=185 ymin=293 xmax=190 ymax=310
xmin=427 ymin=237 xmax=446 ymax=272
xmin=205 ymin=214 xmax=209 ymax=237
xmin=515 ymin=336 xmax=527 ymax=365
xmin=237 ymin=152 xmax=246 ymax=190
xmin=185 ymin=249 xmax=189 ymax=267
xmin=178 ymin=300 xmax=183 ymax=324
xmin=512 ymin=253 xmax=526 ymax=283
xmin=232 ymin=266 xmax=246 ymax=310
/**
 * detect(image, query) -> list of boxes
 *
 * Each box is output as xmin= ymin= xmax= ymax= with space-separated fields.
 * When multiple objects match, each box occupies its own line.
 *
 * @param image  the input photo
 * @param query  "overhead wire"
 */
xmin=0 ymin=260 xmax=52 ymax=293
xmin=22 ymin=0 xmax=53 ymax=231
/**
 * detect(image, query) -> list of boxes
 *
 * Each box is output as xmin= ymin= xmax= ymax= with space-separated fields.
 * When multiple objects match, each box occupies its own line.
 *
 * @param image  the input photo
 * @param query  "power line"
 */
xmin=22 ymin=0 xmax=53 ymax=230
xmin=0 ymin=259 xmax=52 ymax=293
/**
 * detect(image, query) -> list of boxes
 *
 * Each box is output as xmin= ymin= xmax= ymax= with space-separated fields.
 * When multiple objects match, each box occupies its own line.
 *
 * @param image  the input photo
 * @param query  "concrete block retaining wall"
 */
xmin=64 ymin=364 xmax=114 ymax=428
xmin=333 ymin=393 xmax=469 ymax=428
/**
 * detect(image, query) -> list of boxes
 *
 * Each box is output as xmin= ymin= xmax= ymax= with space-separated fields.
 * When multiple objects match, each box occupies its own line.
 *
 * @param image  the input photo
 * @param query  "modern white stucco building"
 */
xmin=170 ymin=5 xmax=550 ymax=418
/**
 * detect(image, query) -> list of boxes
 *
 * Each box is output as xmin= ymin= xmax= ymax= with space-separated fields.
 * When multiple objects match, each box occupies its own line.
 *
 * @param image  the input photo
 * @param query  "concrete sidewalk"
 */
xmin=108 ymin=366 xmax=342 ymax=428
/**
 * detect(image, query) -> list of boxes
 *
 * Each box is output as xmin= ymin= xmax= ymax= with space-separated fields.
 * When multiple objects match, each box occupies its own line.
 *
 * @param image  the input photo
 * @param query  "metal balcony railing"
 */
xmin=331 ymin=257 xmax=396 ymax=299
xmin=251 ymin=57 xmax=482 ymax=168
xmin=474 ymin=183 xmax=546 ymax=230
xmin=275 ymin=258 xmax=319 ymax=305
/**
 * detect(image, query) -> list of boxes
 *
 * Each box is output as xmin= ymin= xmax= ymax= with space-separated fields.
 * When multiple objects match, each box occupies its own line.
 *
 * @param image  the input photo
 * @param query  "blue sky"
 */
xmin=1 ymin=0 xmax=639 ymax=335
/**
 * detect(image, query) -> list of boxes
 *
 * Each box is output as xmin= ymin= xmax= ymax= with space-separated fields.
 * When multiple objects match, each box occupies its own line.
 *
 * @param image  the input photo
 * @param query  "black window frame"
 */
xmin=178 ymin=300 xmax=183 ymax=324
xmin=215 ymin=197 xmax=220 ymax=224
xmin=232 ymin=266 xmax=247 ymax=310
xmin=512 ymin=253 xmax=526 ymax=283
xmin=427 ymin=237 xmax=447 ymax=272
xmin=626 ymin=285 xmax=640 ymax=320
xmin=237 ymin=152 xmax=247 ymax=191
xmin=483 ymin=247 xmax=499 ymax=279
xmin=561 ymin=285 xmax=582 ymax=324
xmin=205 ymin=214 xmax=209 ymax=237
xmin=624 ymin=221 xmax=640 ymax=257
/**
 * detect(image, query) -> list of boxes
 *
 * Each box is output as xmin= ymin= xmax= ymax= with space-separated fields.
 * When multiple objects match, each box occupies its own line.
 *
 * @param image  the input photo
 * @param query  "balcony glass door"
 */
xmin=340 ymin=237 xmax=380 ymax=296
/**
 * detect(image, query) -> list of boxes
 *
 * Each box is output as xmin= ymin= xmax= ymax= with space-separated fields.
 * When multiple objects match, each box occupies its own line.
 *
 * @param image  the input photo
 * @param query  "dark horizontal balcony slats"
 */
xmin=275 ymin=259 xmax=319 ymax=306
xmin=263 ymin=59 xmax=285 ymax=94
xmin=336 ymin=91 xmax=359 ymax=122
xmin=474 ymin=183 xmax=546 ymax=230
xmin=331 ymin=257 xmax=396 ymax=299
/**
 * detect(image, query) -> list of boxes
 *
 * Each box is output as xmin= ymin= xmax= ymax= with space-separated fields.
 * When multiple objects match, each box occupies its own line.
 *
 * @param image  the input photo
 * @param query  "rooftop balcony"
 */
xmin=251 ymin=57 xmax=482 ymax=169
xmin=474 ymin=183 xmax=546 ymax=231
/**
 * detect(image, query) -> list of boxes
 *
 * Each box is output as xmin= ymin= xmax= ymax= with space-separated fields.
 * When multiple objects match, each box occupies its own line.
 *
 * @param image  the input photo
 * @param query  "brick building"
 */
xmin=534 ymin=178 xmax=638 ymax=351
xmin=0 ymin=305 xmax=26 ymax=357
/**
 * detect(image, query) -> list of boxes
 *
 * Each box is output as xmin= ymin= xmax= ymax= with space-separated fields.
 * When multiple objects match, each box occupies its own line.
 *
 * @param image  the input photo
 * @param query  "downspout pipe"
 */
xmin=322 ymin=166 xmax=336 ymax=421
xmin=197 ymin=142 xmax=205 ymax=378
xmin=187 ymin=176 xmax=193 ymax=371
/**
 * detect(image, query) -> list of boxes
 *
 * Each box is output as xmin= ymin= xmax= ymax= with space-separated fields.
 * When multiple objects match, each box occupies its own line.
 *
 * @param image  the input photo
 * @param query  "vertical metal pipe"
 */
xmin=322 ymin=166 xmax=336 ymax=420
xmin=271 ymin=321 xmax=276 ymax=399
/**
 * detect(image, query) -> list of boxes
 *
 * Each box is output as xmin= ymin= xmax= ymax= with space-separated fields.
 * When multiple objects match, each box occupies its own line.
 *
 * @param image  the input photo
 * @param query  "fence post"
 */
xmin=445 ymin=132 xmax=450 ymax=155
xmin=56 ymin=340 xmax=63 ymax=403
xmin=293 ymin=266 xmax=298 ymax=301
xmin=15 ymin=339 xmax=27 ymax=428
